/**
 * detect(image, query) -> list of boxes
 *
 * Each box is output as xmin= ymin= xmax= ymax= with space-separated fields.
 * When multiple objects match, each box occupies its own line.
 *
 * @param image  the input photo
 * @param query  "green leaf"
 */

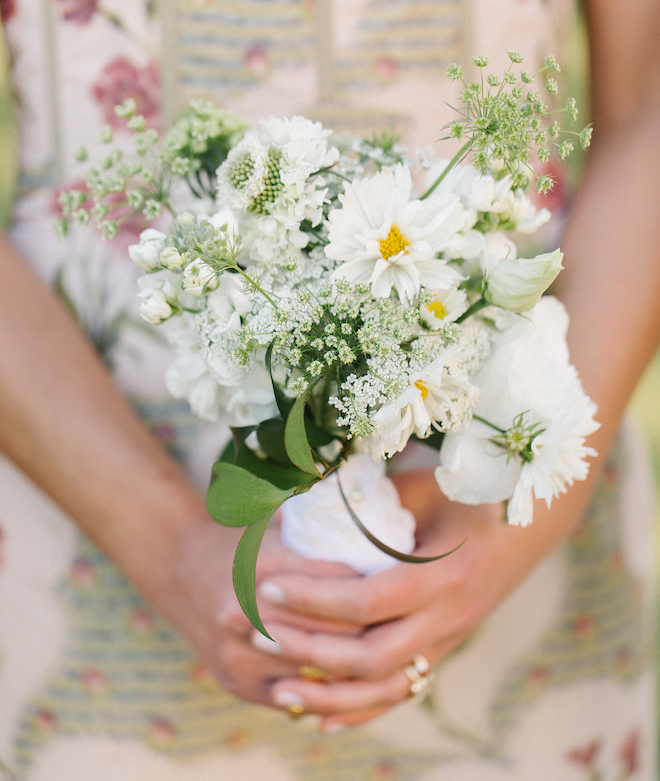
xmin=231 ymin=425 xmax=256 ymax=458
xmin=206 ymin=462 xmax=290 ymax=528
xmin=256 ymin=418 xmax=292 ymax=465
xmin=284 ymin=391 xmax=321 ymax=476
xmin=265 ymin=342 xmax=294 ymax=421
xmin=237 ymin=443 xmax=313 ymax=490
xmin=337 ymin=474 xmax=465 ymax=564
xmin=305 ymin=418 xmax=336 ymax=450
xmin=233 ymin=516 xmax=273 ymax=639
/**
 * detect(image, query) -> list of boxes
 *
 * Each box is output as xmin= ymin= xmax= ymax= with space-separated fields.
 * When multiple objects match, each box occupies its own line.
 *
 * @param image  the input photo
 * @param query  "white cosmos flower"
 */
xmin=435 ymin=297 xmax=599 ymax=527
xmin=420 ymin=287 xmax=468 ymax=329
xmin=366 ymin=351 xmax=476 ymax=459
xmin=327 ymin=164 xmax=466 ymax=301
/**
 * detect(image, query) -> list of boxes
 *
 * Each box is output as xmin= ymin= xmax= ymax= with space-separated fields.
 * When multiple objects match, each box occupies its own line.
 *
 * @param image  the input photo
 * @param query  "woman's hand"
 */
xmin=141 ymin=517 xmax=362 ymax=708
xmin=251 ymin=468 xmax=591 ymax=730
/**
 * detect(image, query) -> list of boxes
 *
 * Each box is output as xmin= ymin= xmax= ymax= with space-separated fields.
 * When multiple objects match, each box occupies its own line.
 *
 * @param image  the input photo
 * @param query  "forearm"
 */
xmin=0 ymin=232 xmax=227 ymax=599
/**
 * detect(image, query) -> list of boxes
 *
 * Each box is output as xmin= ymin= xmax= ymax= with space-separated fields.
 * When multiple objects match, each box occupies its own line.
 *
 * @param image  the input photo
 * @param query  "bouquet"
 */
xmin=56 ymin=53 xmax=598 ymax=637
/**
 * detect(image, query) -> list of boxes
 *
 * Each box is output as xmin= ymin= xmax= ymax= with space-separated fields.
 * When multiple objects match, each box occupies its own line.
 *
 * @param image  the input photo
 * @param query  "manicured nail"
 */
xmin=273 ymin=690 xmax=305 ymax=708
xmin=259 ymin=581 xmax=286 ymax=605
xmin=252 ymin=631 xmax=281 ymax=654
xmin=321 ymin=721 xmax=348 ymax=734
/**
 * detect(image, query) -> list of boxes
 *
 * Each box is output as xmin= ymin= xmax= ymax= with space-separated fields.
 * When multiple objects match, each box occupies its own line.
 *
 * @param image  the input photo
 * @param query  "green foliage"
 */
xmin=233 ymin=517 xmax=274 ymax=638
xmin=206 ymin=462 xmax=291 ymax=528
xmin=284 ymin=392 xmax=322 ymax=476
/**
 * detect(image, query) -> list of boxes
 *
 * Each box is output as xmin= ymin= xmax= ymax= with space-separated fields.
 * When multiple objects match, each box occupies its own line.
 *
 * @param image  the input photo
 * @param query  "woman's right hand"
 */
xmin=151 ymin=518 xmax=361 ymax=706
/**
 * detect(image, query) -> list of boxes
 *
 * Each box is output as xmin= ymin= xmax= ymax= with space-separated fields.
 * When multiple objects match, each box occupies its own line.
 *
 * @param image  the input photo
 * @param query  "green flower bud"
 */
xmin=485 ymin=250 xmax=564 ymax=313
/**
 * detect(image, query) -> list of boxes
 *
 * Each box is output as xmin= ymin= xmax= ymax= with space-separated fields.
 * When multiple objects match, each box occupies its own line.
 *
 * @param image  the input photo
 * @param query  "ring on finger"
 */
xmin=402 ymin=654 xmax=434 ymax=700
xmin=285 ymin=703 xmax=307 ymax=720
xmin=298 ymin=665 xmax=327 ymax=682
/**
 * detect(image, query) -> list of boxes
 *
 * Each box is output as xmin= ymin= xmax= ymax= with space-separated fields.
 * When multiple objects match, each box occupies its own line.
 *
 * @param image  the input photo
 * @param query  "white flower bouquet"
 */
xmin=57 ymin=53 xmax=598 ymax=636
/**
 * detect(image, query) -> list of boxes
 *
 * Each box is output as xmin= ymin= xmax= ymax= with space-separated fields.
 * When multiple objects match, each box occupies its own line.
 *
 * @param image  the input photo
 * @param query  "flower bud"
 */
xmin=182 ymin=258 xmax=219 ymax=296
xmin=485 ymin=249 xmax=564 ymax=313
xmin=159 ymin=246 xmax=185 ymax=271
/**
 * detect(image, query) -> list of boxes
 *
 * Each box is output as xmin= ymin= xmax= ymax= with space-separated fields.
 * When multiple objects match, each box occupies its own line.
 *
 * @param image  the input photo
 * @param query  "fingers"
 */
xmin=251 ymin=613 xmax=450 ymax=681
xmin=270 ymin=669 xmax=412 ymax=718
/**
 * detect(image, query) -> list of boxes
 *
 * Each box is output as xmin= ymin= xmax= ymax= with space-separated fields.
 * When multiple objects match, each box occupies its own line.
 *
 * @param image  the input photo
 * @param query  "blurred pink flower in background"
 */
xmin=0 ymin=0 xmax=16 ymax=22
xmin=57 ymin=0 xmax=98 ymax=25
xmin=92 ymin=57 xmax=160 ymax=130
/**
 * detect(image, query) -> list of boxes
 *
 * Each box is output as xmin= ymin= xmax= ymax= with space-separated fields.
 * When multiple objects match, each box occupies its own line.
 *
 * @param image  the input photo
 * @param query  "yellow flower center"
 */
xmin=415 ymin=380 xmax=429 ymax=400
xmin=379 ymin=225 xmax=410 ymax=261
xmin=426 ymin=301 xmax=447 ymax=320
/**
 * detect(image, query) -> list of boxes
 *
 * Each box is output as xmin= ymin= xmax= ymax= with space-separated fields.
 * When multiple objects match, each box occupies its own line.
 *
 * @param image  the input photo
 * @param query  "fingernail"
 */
xmin=321 ymin=722 xmax=348 ymax=734
xmin=259 ymin=581 xmax=285 ymax=605
xmin=273 ymin=690 xmax=305 ymax=708
xmin=252 ymin=631 xmax=282 ymax=654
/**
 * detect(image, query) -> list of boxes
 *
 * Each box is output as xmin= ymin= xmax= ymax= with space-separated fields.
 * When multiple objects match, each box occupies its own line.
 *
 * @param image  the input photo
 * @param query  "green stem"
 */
xmin=455 ymin=297 xmax=488 ymax=323
xmin=420 ymin=140 xmax=472 ymax=201
xmin=473 ymin=415 xmax=506 ymax=434
xmin=231 ymin=266 xmax=278 ymax=308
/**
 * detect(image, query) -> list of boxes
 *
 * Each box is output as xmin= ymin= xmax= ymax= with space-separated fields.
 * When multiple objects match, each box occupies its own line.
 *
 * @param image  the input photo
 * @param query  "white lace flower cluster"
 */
xmin=127 ymin=113 xmax=598 ymax=527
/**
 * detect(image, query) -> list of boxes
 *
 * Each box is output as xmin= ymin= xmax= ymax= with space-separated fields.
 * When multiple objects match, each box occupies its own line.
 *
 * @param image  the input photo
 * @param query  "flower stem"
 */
xmin=419 ymin=140 xmax=472 ymax=201
xmin=456 ymin=297 xmax=488 ymax=323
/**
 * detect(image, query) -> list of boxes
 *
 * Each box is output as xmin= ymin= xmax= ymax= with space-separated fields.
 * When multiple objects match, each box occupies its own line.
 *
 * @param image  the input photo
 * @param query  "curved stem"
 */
xmin=420 ymin=141 xmax=472 ymax=201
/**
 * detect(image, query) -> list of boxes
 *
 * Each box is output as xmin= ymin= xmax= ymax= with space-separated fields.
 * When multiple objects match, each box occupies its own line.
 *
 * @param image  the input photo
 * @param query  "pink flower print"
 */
xmin=224 ymin=727 xmax=250 ymax=750
xmin=149 ymin=718 xmax=176 ymax=747
xmin=0 ymin=523 xmax=5 ymax=569
xmin=57 ymin=0 xmax=98 ymax=25
xmin=572 ymin=614 xmax=596 ymax=640
xmin=35 ymin=708 xmax=58 ymax=734
xmin=130 ymin=608 xmax=156 ymax=635
xmin=620 ymin=729 xmax=641 ymax=776
xmin=373 ymin=759 xmax=397 ymax=779
xmin=80 ymin=667 xmax=108 ymax=695
xmin=0 ymin=0 xmax=16 ymax=22
xmin=375 ymin=56 xmax=398 ymax=82
xmin=567 ymin=738 xmax=602 ymax=768
xmin=244 ymin=46 xmax=270 ymax=76
xmin=70 ymin=557 xmax=97 ymax=587
xmin=92 ymin=57 xmax=160 ymax=130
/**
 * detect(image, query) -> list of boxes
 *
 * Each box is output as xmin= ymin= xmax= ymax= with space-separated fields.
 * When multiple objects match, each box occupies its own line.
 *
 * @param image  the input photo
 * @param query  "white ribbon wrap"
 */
xmin=280 ymin=453 xmax=416 ymax=575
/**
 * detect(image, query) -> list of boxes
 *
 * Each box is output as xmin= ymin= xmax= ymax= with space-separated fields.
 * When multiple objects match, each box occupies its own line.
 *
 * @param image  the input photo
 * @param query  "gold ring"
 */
xmin=285 ymin=703 xmax=306 ymax=720
xmin=298 ymin=665 xmax=327 ymax=682
xmin=402 ymin=654 xmax=434 ymax=700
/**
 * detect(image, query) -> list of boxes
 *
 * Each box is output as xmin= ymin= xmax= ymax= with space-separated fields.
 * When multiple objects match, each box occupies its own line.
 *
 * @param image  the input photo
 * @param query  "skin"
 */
xmin=1 ymin=0 xmax=659 ymax=735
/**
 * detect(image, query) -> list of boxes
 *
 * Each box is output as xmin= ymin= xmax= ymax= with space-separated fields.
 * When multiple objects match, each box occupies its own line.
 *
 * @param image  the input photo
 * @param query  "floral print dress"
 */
xmin=0 ymin=2 xmax=656 ymax=780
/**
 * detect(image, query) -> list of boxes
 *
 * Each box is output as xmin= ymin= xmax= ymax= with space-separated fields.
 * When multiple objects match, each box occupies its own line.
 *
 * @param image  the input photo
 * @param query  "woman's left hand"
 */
xmin=254 ymin=468 xmax=588 ymax=731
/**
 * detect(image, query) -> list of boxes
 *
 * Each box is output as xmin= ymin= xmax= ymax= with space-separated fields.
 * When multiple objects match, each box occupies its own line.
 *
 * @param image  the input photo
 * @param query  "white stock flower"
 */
xmin=137 ymin=272 xmax=178 ymax=323
xmin=206 ymin=273 xmax=252 ymax=334
xmin=327 ymin=164 xmax=465 ymax=301
xmin=222 ymin=361 xmax=278 ymax=427
xmin=128 ymin=229 xmax=167 ymax=272
xmin=182 ymin=258 xmax=219 ymax=296
xmin=420 ymin=287 xmax=467 ymax=329
xmin=166 ymin=352 xmax=221 ymax=421
xmin=435 ymin=297 xmax=599 ymax=527
xmin=366 ymin=351 xmax=476 ymax=459
xmin=485 ymin=249 xmax=564 ymax=313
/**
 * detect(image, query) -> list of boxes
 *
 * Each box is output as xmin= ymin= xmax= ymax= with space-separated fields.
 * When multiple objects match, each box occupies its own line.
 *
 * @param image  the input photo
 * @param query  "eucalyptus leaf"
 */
xmin=206 ymin=462 xmax=290 ymax=527
xmin=233 ymin=516 xmax=273 ymax=639
xmin=284 ymin=391 xmax=321 ymax=476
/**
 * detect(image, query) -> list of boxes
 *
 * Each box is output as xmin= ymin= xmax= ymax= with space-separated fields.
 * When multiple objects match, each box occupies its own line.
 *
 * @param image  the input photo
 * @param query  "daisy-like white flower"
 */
xmin=366 ymin=351 xmax=476 ymax=459
xmin=327 ymin=165 xmax=466 ymax=301
xmin=435 ymin=297 xmax=599 ymax=527
xmin=420 ymin=286 xmax=468 ymax=330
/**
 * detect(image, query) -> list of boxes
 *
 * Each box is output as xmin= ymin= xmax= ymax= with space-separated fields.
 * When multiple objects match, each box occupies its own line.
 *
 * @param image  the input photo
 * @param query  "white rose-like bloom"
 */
xmin=182 ymin=258 xmax=219 ymax=297
xmin=327 ymin=164 xmax=466 ymax=301
xmin=166 ymin=352 xmax=222 ymax=421
xmin=366 ymin=351 xmax=477 ymax=459
xmin=485 ymin=249 xmax=564 ymax=313
xmin=445 ymin=230 xmax=517 ymax=274
xmin=280 ymin=453 xmax=416 ymax=575
xmin=207 ymin=273 xmax=252 ymax=334
xmin=420 ymin=287 xmax=468 ymax=329
xmin=435 ymin=297 xmax=599 ymax=527
xmin=128 ymin=228 xmax=167 ymax=272
xmin=222 ymin=361 xmax=278 ymax=427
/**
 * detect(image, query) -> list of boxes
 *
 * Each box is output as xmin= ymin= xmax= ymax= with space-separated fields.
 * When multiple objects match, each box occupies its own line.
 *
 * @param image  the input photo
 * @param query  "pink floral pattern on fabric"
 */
xmin=92 ymin=57 xmax=160 ymax=130
xmin=57 ymin=0 xmax=98 ymax=25
xmin=0 ymin=0 xmax=16 ymax=23
xmin=0 ymin=522 xmax=5 ymax=569
xmin=566 ymin=730 xmax=642 ymax=779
